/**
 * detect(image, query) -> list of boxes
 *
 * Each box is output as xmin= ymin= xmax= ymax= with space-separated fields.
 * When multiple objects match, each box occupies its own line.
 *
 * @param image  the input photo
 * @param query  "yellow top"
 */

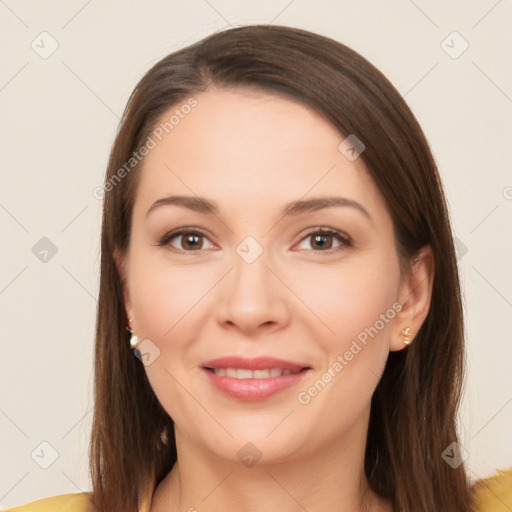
xmin=471 ymin=469 xmax=512 ymax=512
xmin=3 ymin=469 xmax=512 ymax=512
xmin=2 ymin=493 xmax=91 ymax=512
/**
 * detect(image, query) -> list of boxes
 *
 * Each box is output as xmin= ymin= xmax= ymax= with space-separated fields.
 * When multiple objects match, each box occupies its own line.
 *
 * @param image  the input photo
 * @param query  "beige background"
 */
xmin=1 ymin=0 xmax=511 ymax=507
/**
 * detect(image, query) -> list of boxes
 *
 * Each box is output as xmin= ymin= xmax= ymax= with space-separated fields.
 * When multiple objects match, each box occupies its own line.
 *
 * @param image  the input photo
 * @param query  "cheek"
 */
xmin=129 ymin=251 xmax=216 ymax=341
xmin=127 ymin=252 xmax=212 ymax=423
xmin=127 ymin=249 xmax=222 ymax=415
xmin=296 ymin=255 xmax=400 ymax=412
xmin=294 ymin=254 xmax=400 ymax=348
xmin=294 ymin=254 xmax=400 ymax=411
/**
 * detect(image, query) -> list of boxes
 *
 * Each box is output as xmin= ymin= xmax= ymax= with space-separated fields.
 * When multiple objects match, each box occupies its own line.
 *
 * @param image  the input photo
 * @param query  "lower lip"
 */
xmin=202 ymin=368 xmax=311 ymax=401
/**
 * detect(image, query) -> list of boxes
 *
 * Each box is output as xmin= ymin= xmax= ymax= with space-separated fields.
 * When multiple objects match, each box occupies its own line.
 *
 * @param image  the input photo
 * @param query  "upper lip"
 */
xmin=202 ymin=356 xmax=310 ymax=371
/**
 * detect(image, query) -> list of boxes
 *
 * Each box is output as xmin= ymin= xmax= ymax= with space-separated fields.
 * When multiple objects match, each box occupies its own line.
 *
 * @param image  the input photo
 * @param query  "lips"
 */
xmin=202 ymin=356 xmax=309 ymax=372
xmin=201 ymin=356 xmax=312 ymax=401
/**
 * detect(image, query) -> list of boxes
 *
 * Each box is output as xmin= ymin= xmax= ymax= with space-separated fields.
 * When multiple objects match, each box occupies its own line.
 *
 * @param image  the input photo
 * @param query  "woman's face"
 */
xmin=119 ymin=87 xmax=408 ymax=464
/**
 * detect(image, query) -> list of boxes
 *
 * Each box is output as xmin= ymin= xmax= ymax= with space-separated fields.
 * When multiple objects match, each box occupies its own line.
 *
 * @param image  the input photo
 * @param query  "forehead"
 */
xmin=133 ymin=87 xmax=386 ymax=220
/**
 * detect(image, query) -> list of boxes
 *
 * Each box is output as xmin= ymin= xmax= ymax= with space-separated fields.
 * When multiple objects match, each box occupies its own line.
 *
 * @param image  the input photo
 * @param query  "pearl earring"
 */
xmin=127 ymin=318 xmax=138 ymax=349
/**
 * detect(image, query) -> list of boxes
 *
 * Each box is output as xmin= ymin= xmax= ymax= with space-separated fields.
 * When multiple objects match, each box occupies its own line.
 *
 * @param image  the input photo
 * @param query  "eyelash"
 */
xmin=157 ymin=227 xmax=352 ymax=254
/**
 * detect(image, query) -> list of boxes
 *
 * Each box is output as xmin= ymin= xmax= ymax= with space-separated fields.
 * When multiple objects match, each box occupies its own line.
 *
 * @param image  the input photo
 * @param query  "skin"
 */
xmin=115 ymin=87 xmax=433 ymax=512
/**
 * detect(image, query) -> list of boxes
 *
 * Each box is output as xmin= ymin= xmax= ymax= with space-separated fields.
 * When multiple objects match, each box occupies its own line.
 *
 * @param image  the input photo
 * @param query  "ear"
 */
xmin=113 ymin=248 xmax=134 ymax=322
xmin=390 ymin=246 xmax=434 ymax=351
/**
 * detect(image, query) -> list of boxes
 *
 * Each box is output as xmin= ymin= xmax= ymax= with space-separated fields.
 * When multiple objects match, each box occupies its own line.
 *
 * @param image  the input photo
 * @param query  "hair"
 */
xmin=89 ymin=24 xmax=471 ymax=512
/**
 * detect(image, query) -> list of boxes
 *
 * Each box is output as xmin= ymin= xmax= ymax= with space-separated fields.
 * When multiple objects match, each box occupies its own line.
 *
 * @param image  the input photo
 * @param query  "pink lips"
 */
xmin=202 ymin=356 xmax=311 ymax=401
xmin=203 ymin=356 xmax=307 ymax=371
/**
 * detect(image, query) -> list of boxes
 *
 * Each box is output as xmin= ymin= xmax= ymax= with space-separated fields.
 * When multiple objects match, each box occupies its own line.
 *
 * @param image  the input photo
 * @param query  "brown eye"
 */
xmin=295 ymin=228 xmax=351 ymax=252
xmin=176 ymin=233 xmax=204 ymax=250
xmin=159 ymin=229 xmax=214 ymax=251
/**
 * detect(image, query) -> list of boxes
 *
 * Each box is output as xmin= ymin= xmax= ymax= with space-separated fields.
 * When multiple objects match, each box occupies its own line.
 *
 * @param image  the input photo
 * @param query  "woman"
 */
xmin=6 ymin=24 xmax=509 ymax=512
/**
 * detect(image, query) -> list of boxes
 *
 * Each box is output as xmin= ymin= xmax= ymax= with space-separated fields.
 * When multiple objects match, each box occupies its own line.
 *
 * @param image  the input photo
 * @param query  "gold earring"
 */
xmin=402 ymin=327 xmax=412 ymax=345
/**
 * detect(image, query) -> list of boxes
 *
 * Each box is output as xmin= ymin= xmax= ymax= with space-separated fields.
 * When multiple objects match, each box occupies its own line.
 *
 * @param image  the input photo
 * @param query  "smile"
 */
xmin=201 ymin=356 xmax=311 ymax=400
xmin=206 ymin=367 xmax=303 ymax=378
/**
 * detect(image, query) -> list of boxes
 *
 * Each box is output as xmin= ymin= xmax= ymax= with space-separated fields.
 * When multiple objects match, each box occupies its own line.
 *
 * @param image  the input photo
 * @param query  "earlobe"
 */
xmin=390 ymin=246 xmax=434 ymax=352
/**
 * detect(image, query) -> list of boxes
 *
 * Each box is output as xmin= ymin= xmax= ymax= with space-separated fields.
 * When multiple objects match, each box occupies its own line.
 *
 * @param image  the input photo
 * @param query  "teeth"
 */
xmin=253 ymin=369 xmax=270 ymax=378
xmin=237 ymin=369 xmax=253 ymax=379
xmin=211 ymin=367 xmax=302 ymax=378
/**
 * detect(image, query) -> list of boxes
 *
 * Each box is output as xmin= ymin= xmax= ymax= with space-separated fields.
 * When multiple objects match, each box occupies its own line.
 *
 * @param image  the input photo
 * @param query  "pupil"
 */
xmin=184 ymin=234 xmax=201 ymax=250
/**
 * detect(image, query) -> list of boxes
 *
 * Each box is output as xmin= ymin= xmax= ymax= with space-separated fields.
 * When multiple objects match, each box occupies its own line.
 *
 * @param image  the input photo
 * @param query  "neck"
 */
xmin=150 ymin=420 xmax=391 ymax=512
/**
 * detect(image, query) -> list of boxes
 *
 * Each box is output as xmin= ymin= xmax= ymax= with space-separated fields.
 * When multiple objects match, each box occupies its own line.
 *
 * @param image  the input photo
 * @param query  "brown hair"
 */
xmin=90 ymin=25 xmax=471 ymax=511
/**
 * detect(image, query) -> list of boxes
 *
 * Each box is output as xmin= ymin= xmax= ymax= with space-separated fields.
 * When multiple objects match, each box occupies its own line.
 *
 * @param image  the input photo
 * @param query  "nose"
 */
xmin=216 ymin=244 xmax=290 ymax=336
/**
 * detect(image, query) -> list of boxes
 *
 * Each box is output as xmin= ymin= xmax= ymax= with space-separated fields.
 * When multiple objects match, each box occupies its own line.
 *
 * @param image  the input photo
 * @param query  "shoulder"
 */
xmin=2 ymin=493 xmax=91 ymax=512
xmin=472 ymin=468 xmax=512 ymax=512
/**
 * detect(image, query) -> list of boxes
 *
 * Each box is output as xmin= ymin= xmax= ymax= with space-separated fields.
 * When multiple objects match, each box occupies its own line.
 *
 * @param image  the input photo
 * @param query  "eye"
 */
xmin=157 ymin=227 xmax=350 ymax=253
xmin=295 ymin=228 xmax=351 ymax=252
xmin=158 ymin=229 xmax=215 ymax=251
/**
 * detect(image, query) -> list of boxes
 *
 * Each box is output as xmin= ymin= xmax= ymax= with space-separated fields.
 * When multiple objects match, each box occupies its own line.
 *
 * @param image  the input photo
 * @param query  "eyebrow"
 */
xmin=146 ymin=195 xmax=372 ymax=221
